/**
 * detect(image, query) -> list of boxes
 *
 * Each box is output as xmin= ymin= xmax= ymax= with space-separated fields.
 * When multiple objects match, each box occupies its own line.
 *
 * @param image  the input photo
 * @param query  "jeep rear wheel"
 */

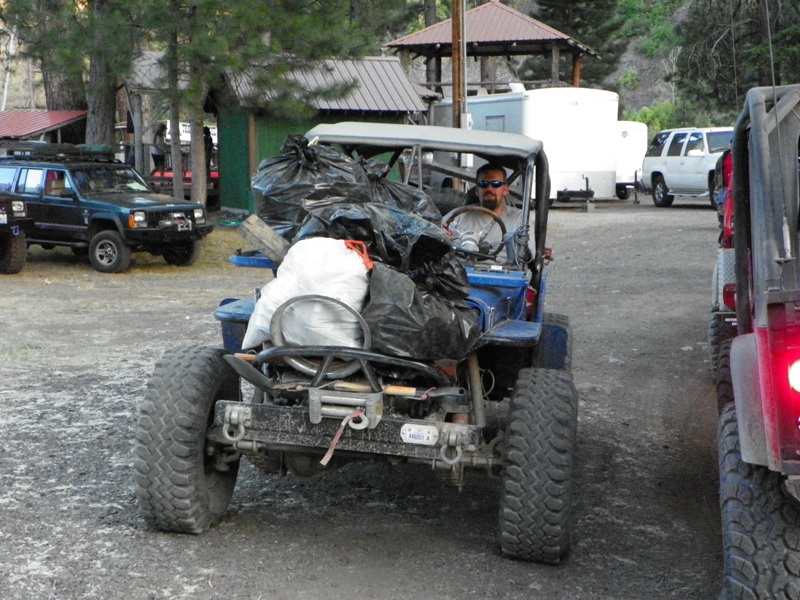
xmin=708 ymin=310 xmax=736 ymax=381
xmin=652 ymin=175 xmax=674 ymax=207
xmin=718 ymin=402 xmax=800 ymax=598
xmin=134 ymin=345 xmax=241 ymax=533
xmin=0 ymin=231 xmax=27 ymax=274
xmin=89 ymin=230 xmax=131 ymax=273
xmin=716 ymin=339 xmax=734 ymax=414
xmin=163 ymin=240 xmax=201 ymax=266
xmin=498 ymin=367 xmax=578 ymax=563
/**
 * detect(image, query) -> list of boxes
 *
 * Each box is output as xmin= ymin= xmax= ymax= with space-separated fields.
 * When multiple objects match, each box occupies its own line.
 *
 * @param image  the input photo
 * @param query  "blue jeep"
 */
xmin=134 ymin=123 xmax=578 ymax=563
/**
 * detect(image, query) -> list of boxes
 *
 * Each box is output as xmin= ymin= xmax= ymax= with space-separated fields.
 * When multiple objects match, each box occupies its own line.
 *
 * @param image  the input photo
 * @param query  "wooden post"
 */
xmin=572 ymin=54 xmax=582 ymax=87
xmin=237 ymin=215 xmax=290 ymax=264
xmin=452 ymin=0 xmax=464 ymax=129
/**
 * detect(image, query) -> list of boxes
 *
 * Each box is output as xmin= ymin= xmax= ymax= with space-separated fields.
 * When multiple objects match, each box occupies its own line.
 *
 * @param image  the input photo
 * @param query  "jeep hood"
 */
xmin=84 ymin=191 xmax=200 ymax=210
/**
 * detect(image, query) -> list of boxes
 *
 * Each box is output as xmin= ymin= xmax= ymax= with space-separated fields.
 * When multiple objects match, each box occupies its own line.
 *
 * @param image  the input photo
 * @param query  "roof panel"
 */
xmin=231 ymin=56 xmax=428 ymax=114
xmin=0 ymin=110 xmax=88 ymax=139
xmin=385 ymin=0 xmax=597 ymax=57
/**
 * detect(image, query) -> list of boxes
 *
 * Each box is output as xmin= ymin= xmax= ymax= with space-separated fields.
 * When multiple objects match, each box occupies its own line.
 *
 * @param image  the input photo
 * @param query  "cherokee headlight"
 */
xmin=11 ymin=200 xmax=26 ymax=216
xmin=128 ymin=210 xmax=147 ymax=228
xmin=193 ymin=208 xmax=205 ymax=224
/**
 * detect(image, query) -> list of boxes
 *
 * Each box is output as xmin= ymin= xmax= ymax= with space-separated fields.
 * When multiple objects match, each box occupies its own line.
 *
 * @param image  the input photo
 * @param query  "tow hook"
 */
xmin=222 ymin=405 xmax=252 ymax=443
xmin=438 ymin=427 xmax=464 ymax=465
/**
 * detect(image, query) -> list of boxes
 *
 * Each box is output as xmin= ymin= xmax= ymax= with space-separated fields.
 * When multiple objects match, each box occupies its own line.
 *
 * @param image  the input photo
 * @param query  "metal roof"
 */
xmin=0 ymin=110 xmax=87 ymax=140
xmin=227 ymin=57 xmax=430 ymax=114
xmin=385 ymin=0 xmax=598 ymax=59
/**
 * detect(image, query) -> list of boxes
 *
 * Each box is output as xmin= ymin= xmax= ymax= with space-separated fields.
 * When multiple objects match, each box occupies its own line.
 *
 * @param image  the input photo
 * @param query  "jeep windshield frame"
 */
xmin=304 ymin=121 xmax=551 ymax=294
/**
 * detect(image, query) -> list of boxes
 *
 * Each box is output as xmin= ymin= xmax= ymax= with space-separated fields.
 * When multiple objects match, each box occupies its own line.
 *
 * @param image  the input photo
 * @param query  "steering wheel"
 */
xmin=442 ymin=205 xmax=508 ymax=260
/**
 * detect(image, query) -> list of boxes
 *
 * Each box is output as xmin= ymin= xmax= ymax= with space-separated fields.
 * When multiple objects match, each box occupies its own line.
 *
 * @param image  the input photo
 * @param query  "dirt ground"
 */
xmin=0 ymin=195 xmax=723 ymax=600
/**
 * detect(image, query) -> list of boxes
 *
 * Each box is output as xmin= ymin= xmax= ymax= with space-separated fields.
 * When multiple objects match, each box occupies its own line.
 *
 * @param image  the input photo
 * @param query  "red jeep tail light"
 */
xmin=790 ymin=360 xmax=800 ymax=393
xmin=722 ymin=284 xmax=737 ymax=310
xmin=759 ymin=305 xmax=800 ymax=463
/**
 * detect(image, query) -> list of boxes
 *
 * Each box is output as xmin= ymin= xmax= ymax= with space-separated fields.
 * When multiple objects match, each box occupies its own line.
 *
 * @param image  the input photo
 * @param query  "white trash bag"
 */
xmin=241 ymin=238 xmax=371 ymax=350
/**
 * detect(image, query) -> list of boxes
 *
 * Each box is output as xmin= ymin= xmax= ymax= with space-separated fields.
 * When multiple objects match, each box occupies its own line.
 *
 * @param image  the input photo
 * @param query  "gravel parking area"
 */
xmin=0 ymin=197 xmax=722 ymax=599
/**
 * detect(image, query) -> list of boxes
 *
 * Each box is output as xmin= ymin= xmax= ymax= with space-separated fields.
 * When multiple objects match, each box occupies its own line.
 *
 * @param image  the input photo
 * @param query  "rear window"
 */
xmin=15 ymin=168 xmax=43 ymax=194
xmin=0 ymin=167 xmax=15 ymax=192
xmin=667 ymin=133 xmax=687 ymax=157
xmin=707 ymin=131 xmax=733 ymax=154
xmin=685 ymin=131 xmax=704 ymax=154
xmin=645 ymin=131 xmax=671 ymax=157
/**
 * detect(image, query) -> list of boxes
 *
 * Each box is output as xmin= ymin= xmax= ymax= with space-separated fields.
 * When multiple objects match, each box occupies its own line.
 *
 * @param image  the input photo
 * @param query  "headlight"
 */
xmin=11 ymin=200 xmax=26 ymax=216
xmin=193 ymin=208 xmax=205 ymax=223
xmin=128 ymin=210 xmax=147 ymax=228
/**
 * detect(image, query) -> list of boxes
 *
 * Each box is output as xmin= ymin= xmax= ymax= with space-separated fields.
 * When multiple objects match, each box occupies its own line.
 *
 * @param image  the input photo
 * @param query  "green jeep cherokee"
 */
xmin=0 ymin=144 xmax=213 ymax=273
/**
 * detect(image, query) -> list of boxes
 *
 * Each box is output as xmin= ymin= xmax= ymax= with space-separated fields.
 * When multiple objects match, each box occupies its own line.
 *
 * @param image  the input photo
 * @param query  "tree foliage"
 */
xmin=678 ymin=0 xmax=800 ymax=114
xmin=515 ymin=0 xmax=626 ymax=89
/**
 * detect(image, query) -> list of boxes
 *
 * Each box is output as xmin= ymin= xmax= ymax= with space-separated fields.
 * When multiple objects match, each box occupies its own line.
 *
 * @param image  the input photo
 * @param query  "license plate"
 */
xmin=0 ymin=213 xmax=6 ymax=224
xmin=400 ymin=423 xmax=439 ymax=446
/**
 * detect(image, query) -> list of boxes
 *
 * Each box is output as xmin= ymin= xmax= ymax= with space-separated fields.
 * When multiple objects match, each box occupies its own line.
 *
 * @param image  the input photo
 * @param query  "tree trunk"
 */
xmin=84 ymin=0 xmax=117 ymax=146
xmin=85 ymin=55 xmax=116 ymax=146
xmin=42 ymin=70 xmax=85 ymax=111
xmin=189 ymin=95 xmax=207 ymax=208
xmin=167 ymin=28 xmax=184 ymax=201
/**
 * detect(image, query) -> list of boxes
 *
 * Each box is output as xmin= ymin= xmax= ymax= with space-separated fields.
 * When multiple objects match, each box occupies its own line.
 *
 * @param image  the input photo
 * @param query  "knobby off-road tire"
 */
xmin=652 ymin=175 xmax=674 ymax=207
xmin=163 ymin=240 xmax=201 ymax=266
xmin=716 ymin=339 xmax=734 ymax=414
xmin=0 ymin=231 xmax=26 ymax=274
xmin=499 ymin=367 xmax=579 ymax=563
xmin=134 ymin=346 xmax=241 ymax=533
xmin=708 ymin=310 xmax=736 ymax=382
xmin=533 ymin=312 xmax=573 ymax=371
xmin=718 ymin=402 xmax=800 ymax=599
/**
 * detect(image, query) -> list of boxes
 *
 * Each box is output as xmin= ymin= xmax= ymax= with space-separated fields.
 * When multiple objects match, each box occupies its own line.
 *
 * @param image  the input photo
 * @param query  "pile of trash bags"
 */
xmin=244 ymin=135 xmax=481 ymax=361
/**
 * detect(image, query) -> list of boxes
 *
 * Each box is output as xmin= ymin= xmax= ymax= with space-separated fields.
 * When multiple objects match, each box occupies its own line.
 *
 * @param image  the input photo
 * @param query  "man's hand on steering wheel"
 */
xmin=441 ymin=205 xmax=508 ymax=260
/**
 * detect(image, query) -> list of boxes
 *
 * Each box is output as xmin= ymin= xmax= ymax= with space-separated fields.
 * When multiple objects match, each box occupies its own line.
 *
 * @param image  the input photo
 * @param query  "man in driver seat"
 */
xmin=448 ymin=163 xmax=536 ymax=265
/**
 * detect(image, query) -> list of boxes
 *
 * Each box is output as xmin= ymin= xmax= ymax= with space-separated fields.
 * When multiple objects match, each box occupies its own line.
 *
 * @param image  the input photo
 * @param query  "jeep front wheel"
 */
xmin=0 ymin=231 xmax=27 ymax=274
xmin=163 ymin=240 xmax=201 ymax=266
xmin=498 ymin=367 xmax=578 ymax=563
xmin=89 ymin=230 xmax=131 ymax=273
xmin=718 ymin=402 xmax=800 ymax=598
xmin=652 ymin=175 xmax=674 ymax=207
xmin=134 ymin=345 xmax=241 ymax=533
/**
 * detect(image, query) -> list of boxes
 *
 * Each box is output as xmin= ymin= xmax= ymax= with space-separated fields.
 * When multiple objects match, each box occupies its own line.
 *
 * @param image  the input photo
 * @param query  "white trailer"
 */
xmin=433 ymin=87 xmax=621 ymax=201
xmin=615 ymin=120 xmax=648 ymax=199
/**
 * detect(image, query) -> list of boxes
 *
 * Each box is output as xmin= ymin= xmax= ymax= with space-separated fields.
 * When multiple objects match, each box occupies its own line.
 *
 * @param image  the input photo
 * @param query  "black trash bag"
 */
xmin=251 ymin=135 xmax=368 ymax=238
xmin=362 ymin=262 xmax=481 ymax=361
xmin=361 ymin=159 xmax=442 ymax=224
xmin=415 ymin=253 xmax=471 ymax=303
xmin=293 ymin=203 xmax=452 ymax=273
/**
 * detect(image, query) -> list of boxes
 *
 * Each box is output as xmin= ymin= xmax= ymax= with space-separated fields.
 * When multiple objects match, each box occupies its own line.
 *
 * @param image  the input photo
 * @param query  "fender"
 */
xmin=87 ymin=212 xmax=125 ymax=234
xmin=730 ymin=333 xmax=769 ymax=466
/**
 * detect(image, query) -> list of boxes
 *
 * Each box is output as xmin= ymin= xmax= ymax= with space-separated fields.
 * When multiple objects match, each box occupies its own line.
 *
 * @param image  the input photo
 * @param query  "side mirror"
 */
xmin=60 ymin=188 xmax=77 ymax=198
xmin=686 ymin=149 xmax=704 ymax=157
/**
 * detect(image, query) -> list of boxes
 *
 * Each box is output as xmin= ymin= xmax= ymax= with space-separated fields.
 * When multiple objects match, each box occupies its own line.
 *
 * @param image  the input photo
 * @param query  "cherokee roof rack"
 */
xmin=0 ymin=141 xmax=119 ymax=163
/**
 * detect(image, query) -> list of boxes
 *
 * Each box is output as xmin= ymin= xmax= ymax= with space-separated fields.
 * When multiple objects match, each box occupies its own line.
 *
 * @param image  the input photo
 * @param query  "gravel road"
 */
xmin=0 ymin=196 xmax=722 ymax=599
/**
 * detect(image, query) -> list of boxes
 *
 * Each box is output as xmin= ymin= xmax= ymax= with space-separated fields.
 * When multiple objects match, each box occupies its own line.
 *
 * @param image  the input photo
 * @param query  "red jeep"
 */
xmin=713 ymin=84 xmax=800 ymax=598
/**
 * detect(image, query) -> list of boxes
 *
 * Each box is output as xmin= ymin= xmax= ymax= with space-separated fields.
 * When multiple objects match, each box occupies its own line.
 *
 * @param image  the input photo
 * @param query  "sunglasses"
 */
xmin=477 ymin=180 xmax=506 ymax=189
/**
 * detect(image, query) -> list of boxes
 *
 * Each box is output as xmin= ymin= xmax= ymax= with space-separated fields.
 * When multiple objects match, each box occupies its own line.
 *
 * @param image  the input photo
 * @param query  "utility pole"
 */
xmin=451 ymin=0 xmax=466 ymax=129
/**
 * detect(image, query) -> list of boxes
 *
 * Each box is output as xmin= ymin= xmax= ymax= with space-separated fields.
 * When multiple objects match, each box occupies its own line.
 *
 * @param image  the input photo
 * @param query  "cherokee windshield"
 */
xmin=70 ymin=166 xmax=151 ymax=194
